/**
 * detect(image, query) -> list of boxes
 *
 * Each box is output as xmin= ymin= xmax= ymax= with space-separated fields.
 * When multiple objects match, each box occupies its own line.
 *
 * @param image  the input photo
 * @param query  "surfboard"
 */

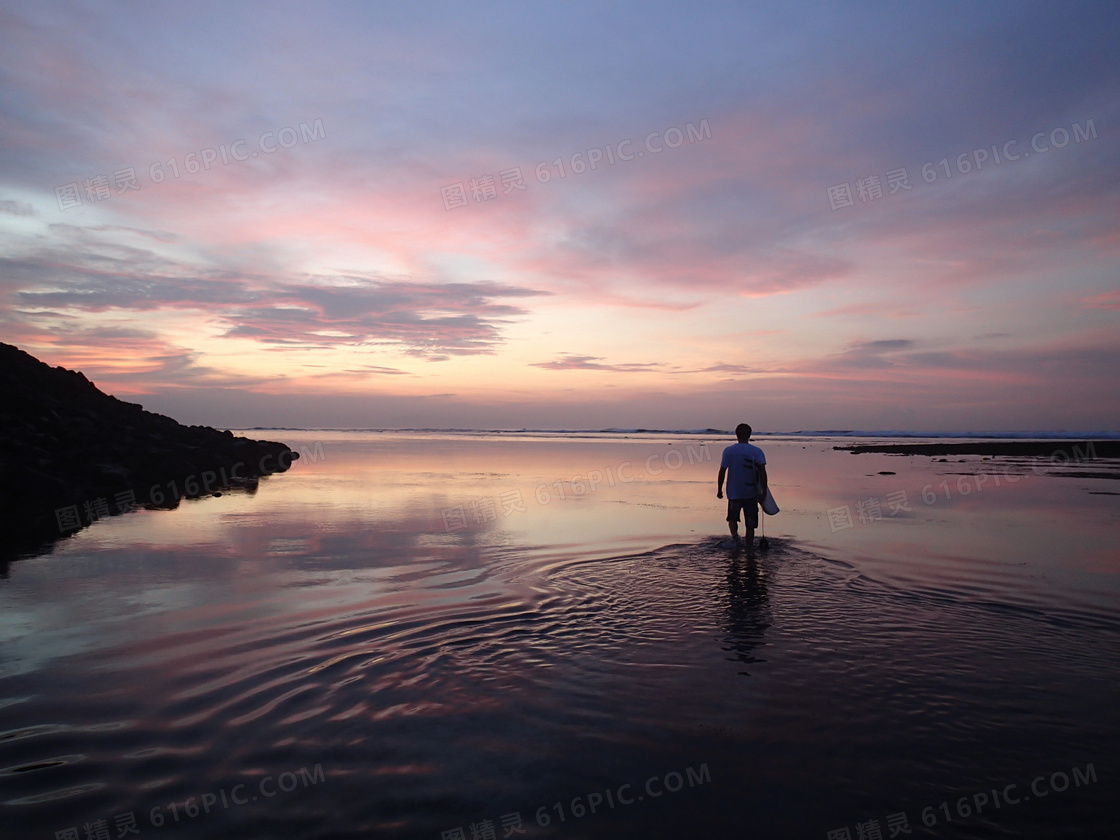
xmin=760 ymin=486 xmax=779 ymax=516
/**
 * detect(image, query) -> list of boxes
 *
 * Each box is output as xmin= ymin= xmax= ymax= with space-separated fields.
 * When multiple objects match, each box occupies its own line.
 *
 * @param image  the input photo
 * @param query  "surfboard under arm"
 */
xmin=761 ymin=486 xmax=779 ymax=515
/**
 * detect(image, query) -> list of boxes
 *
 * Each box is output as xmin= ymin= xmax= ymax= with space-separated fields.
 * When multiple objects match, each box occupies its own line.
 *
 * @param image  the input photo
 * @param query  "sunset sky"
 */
xmin=1 ymin=1 xmax=1118 ymax=431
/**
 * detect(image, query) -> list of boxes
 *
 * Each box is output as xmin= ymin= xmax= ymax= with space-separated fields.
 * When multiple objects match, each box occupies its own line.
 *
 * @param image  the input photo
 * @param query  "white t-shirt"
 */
xmin=720 ymin=441 xmax=766 ymax=499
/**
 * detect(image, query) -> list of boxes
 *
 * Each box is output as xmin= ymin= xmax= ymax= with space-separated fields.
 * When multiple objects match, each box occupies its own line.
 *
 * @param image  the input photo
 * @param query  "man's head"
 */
xmin=735 ymin=423 xmax=752 ymax=442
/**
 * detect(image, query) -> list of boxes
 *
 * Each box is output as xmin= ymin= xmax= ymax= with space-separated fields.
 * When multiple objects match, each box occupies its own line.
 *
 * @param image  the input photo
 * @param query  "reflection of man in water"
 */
xmin=716 ymin=423 xmax=768 ymax=552
xmin=723 ymin=556 xmax=771 ymax=675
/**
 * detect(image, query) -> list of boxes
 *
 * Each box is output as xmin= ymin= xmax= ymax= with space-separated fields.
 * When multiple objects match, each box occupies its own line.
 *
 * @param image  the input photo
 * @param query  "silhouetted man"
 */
xmin=716 ymin=423 xmax=767 ymax=550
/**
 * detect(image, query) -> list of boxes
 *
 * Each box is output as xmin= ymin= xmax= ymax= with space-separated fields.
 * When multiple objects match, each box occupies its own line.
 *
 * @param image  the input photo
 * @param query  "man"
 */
xmin=716 ymin=423 xmax=768 ymax=549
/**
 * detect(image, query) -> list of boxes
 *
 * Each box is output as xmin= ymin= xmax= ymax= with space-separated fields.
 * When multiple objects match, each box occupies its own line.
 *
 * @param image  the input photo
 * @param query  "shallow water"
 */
xmin=1 ymin=433 xmax=1117 ymax=839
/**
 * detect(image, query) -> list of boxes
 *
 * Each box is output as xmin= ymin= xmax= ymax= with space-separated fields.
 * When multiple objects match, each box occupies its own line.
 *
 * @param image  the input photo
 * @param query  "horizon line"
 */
xmin=231 ymin=427 xmax=1120 ymax=438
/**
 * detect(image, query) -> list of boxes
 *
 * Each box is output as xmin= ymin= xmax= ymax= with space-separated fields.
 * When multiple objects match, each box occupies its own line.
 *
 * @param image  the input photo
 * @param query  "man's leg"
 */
xmin=727 ymin=499 xmax=741 ymax=542
xmin=743 ymin=499 xmax=759 ymax=553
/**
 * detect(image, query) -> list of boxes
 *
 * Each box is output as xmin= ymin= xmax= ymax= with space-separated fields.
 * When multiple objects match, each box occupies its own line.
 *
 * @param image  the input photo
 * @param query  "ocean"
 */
xmin=1 ymin=432 xmax=1117 ymax=839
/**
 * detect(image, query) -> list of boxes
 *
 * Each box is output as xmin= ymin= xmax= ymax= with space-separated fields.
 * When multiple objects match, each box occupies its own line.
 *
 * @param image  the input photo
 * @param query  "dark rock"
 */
xmin=0 ymin=343 xmax=298 ymax=562
xmin=836 ymin=440 xmax=1118 ymax=458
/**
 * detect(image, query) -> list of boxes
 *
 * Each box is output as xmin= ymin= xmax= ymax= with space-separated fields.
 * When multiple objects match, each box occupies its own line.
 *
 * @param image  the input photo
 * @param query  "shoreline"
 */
xmin=834 ymin=439 xmax=1119 ymax=458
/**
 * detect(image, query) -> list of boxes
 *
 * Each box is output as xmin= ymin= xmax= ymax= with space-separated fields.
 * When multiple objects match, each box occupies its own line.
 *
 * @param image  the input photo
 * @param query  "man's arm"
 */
xmin=757 ymin=464 xmax=768 ymax=497
xmin=717 ymin=465 xmax=726 ymax=498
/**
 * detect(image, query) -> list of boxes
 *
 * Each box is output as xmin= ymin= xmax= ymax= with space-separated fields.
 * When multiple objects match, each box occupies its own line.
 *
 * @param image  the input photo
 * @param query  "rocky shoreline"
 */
xmin=835 ymin=440 xmax=1119 ymax=458
xmin=0 ymin=343 xmax=298 ymax=562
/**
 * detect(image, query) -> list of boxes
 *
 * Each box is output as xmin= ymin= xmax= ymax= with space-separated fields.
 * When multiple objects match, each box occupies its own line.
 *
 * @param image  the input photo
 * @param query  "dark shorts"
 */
xmin=726 ymin=497 xmax=759 ymax=528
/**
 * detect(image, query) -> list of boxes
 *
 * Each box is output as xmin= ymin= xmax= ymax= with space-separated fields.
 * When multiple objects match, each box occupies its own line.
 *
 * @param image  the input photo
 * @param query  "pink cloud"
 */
xmin=531 ymin=354 xmax=665 ymax=372
xmin=1083 ymin=290 xmax=1120 ymax=310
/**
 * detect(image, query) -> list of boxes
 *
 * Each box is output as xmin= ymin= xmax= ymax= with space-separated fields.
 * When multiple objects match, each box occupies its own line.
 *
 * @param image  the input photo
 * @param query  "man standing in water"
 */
xmin=717 ymin=423 xmax=768 ymax=550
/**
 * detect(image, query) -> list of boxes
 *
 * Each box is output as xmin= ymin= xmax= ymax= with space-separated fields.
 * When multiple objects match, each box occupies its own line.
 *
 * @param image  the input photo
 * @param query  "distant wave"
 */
xmin=776 ymin=429 xmax=1120 ymax=439
xmin=243 ymin=426 xmax=1120 ymax=438
xmin=245 ymin=426 xmax=734 ymax=435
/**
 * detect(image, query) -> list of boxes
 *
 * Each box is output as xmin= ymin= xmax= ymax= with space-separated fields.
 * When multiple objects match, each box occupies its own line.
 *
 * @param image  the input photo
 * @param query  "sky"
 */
xmin=1 ymin=1 xmax=1118 ymax=432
